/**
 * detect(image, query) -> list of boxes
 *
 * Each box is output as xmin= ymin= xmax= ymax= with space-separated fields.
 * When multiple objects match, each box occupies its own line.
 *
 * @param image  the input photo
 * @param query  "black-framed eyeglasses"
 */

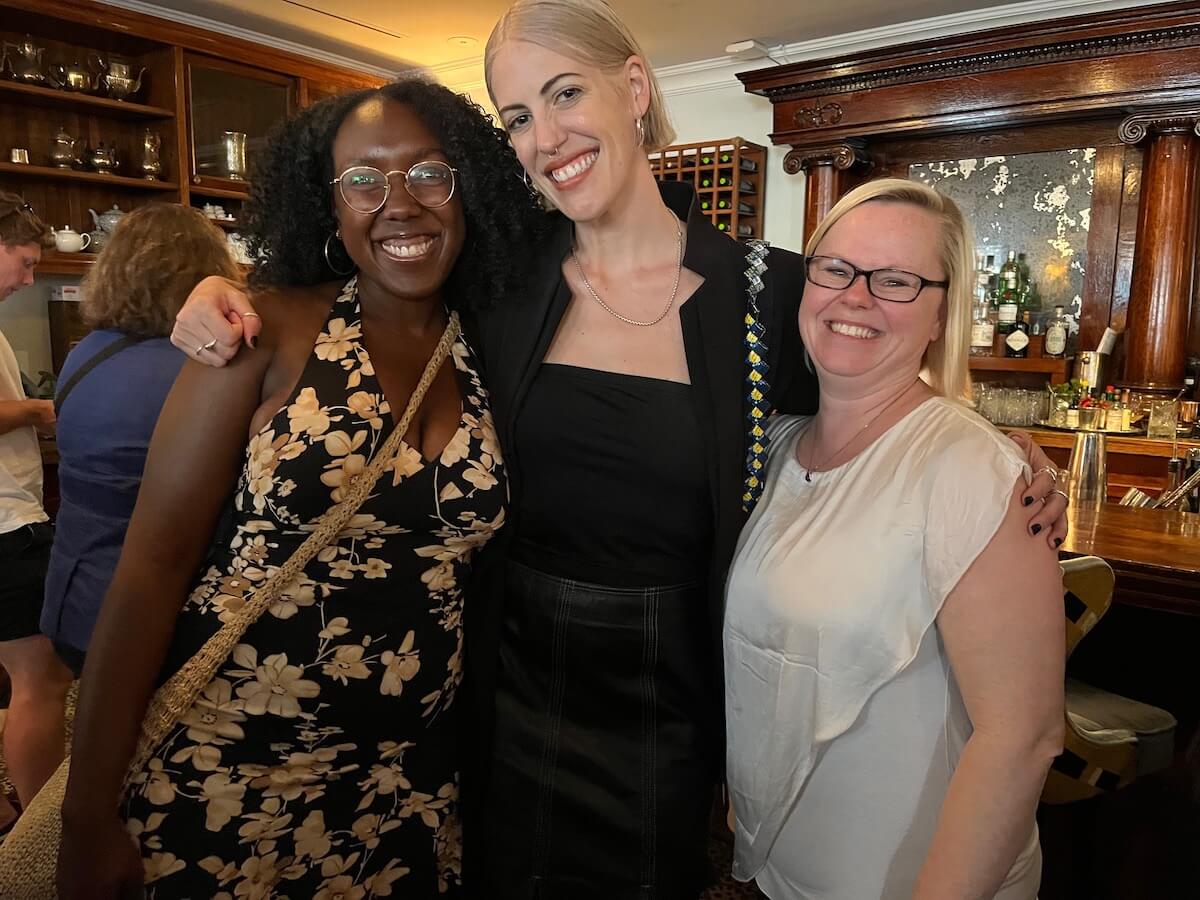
xmin=804 ymin=255 xmax=948 ymax=303
xmin=330 ymin=162 xmax=459 ymax=214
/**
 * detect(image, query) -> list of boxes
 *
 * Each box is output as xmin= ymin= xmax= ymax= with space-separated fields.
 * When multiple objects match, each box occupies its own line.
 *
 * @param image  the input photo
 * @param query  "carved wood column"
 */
xmin=1118 ymin=108 xmax=1200 ymax=392
xmin=784 ymin=142 xmax=872 ymax=248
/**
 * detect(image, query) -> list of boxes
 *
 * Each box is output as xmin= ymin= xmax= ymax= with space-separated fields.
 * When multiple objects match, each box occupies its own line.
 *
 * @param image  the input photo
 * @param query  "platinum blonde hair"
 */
xmin=485 ymin=0 xmax=675 ymax=151
xmin=804 ymin=178 xmax=975 ymax=403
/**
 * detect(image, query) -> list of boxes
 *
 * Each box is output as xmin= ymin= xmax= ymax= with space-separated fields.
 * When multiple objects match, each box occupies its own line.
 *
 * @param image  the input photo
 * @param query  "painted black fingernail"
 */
xmin=1023 ymin=496 xmax=1034 ymax=506
xmin=1054 ymin=537 xmax=1063 ymax=548
xmin=1032 ymin=524 xmax=1042 ymax=535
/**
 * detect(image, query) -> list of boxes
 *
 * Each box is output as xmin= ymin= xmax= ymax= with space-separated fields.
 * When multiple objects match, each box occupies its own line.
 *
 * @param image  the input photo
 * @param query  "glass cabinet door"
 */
xmin=185 ymin=54 xmax=295 ymax=193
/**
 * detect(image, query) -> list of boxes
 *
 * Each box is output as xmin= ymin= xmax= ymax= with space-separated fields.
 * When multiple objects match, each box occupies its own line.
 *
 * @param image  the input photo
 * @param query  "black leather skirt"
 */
xmin=480 ymin=560 xmax=718 ymax=900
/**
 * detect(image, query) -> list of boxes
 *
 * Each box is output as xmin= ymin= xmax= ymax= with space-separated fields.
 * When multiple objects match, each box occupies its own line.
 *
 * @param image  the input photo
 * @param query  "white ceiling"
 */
xmin=118 ymin=0 xmax=1037 ymax=74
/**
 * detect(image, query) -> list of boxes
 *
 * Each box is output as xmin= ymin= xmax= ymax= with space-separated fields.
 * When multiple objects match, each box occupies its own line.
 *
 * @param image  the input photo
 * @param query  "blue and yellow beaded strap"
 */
xmin=742 ymin=239 xmax=771 ymax=513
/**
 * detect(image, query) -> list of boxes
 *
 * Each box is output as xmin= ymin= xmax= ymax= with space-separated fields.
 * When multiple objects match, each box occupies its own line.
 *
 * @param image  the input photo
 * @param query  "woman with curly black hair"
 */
xmin=58 ymin=79 xmax=541 ymax=900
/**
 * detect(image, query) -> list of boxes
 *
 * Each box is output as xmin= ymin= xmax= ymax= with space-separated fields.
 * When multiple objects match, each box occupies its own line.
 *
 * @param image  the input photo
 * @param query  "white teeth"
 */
xmin=828 ymin=321 xmax=879 ymax=339
xmin=550 ymin=151 xmax=598 ymax=183
xmin=381 ymin=237 xmax=434 ymax=260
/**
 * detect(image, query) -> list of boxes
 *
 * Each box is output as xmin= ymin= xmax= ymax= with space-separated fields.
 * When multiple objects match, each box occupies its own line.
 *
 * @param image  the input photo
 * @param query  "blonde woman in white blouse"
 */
xmin=724 ymin=178 xmax=1065 ymax=900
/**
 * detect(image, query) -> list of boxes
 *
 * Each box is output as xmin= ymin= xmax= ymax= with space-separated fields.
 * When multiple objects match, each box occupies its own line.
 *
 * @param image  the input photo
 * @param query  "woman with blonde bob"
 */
xmin=43 ymin=203 xmax=241 ymax=676
xmin=168 ymin=4 xmax=1069 ymax=896
xmin=725 ymin=179 xmax=1066 ymax=899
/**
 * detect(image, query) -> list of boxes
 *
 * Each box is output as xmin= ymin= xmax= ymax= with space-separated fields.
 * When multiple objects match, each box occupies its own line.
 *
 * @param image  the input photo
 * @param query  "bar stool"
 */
xmin=1042 ymin=556 xmax=1178 ymax=804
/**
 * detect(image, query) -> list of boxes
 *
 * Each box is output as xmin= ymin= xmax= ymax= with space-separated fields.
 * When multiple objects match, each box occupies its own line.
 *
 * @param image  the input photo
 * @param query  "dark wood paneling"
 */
xmin=1079 ymin=144 xmax=1125 ymax=350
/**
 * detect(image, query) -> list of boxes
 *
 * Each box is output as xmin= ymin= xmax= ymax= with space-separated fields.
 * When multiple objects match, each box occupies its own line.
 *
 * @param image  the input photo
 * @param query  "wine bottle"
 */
xmin=700 ymin=199 xmax=712 ymax=211
xmin=736 ymin=224 xmax=754 ymax=238
xmin=700 ymin=176 xmax=713 ymax=188
xmin=739 ymin=158 xmax=759 ymax=173
xmin=719 ymin=152 xmax=733 ymax=164
xmin=717 ymin=198 xmax=730 ymax=210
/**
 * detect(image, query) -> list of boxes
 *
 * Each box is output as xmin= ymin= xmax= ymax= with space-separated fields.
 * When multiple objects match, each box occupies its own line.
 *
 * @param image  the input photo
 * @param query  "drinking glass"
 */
xmin=1147 ymin=400 xmax=1178 ymax=440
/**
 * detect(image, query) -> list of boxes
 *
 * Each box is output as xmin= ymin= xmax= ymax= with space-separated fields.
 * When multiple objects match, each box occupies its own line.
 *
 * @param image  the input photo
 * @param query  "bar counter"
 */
xmin=1061 ymin=503 xmax=1200 ymax=617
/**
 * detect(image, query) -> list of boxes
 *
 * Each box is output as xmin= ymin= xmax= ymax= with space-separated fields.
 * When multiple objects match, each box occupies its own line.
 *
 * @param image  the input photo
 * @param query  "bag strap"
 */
xmin=54 ymin=334 xmax=149 ymax=416
xmin=741 ymin=239 xmax=771 ymax=513
xmin=125 ymin=311 xmax=462 ymax=784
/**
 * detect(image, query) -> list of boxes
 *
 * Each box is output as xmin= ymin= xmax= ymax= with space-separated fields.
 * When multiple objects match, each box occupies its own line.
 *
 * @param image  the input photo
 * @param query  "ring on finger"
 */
xmin=1049 ymin=488 xmax=1070 ymax=503
xmin=1036 ymin=465 xmax=1060 ymax=483
xmin=195 ymin=337 xmax=217 ymax=355
xmin=240 ymin=312 xmax=260 ymax=319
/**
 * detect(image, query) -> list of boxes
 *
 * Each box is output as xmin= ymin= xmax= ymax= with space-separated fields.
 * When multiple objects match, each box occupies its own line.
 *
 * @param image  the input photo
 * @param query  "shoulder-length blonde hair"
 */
xmin=82 ymin=203 xmax=241 ymax=338
xmin=804 ymin=178 xmax=974 ymax=403
xmin=484 ymin=0 xmax=675 ymax=151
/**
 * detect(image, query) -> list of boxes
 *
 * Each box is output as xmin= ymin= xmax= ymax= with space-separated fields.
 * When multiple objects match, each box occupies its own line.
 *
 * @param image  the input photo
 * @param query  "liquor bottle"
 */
xmin=984 ymin=254 xmax=999 ymax=297
xmin=1118 ymin=388 xmax=1133 ymax=431
xmin=1044 ymin=305 xmax=1067 ymax=358
xmin=1000 ymin=250 xmax=1019 ymax=284
xmin=970 ymin=283 xmax=994 ymax=357
xmin=996 ymin=271 xmax=1019 ymax=335
xmin=1016 ymin=252 xmax=1031 ymax=289
xmin=1005 ymin=310 xmax=1031 ymax=358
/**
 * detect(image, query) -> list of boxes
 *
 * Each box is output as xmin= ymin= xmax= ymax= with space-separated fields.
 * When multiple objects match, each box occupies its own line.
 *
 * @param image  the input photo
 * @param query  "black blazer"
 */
xmin=459 ymin=181 xmax=817 ymax=825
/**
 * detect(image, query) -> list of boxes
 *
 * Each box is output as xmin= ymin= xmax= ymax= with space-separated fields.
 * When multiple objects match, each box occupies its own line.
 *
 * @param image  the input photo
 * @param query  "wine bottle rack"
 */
xmin=647 ymin=137 xmax=766 ymax=242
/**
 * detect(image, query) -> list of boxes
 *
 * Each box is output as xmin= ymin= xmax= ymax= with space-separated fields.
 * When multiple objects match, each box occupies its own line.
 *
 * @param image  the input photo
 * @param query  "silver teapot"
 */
xmin=96 ymin=55 xmax=146 ymax=102
xmin=49 ymin=127 xmax=79 ymax=169
xmin=48 ymin=61 xmax=96 ymax=93
xmin=89 ymin=142 xmax=119 ymax=174
xmin=2 ymin=35 xmax=46 ymax=84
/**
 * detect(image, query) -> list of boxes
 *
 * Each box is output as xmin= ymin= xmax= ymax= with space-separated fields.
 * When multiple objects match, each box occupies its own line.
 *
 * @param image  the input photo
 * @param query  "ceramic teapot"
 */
xmin=2 ymin=35 xmax=45 ymax=84
xmin=51 ymin=226 xmax=91 ymax=254
xmin=89 ymin=204 xmax=127 ymax=234
xmin=48 ymin=61 xmax=96 ymax=93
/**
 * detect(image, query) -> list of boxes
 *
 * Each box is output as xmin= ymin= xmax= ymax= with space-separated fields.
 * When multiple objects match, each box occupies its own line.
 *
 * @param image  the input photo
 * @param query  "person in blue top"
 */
xmin=42 ymin=203 xmax=241 ymax=675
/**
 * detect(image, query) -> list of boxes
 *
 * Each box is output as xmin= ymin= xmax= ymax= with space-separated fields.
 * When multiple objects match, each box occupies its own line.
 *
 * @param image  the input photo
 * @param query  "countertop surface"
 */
xmin=1062 ymin=503 xmax=1200 ymax=575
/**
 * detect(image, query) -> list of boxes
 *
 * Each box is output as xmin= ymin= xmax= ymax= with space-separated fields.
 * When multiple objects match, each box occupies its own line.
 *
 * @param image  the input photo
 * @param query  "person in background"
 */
xmin=0 ymin=192 xmax=73 ymax=832
xmin=41 ymin=203 xmax=242 ymax=677
xmin=725 ymin=179 xmax=1064 ymax=899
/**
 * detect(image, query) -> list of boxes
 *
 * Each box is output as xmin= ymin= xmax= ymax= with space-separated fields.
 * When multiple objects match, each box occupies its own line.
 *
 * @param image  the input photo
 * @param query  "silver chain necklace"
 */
xmin=797 ymin=382 xmax=920 ymax=482
xmin=570 ymin=221 xmax=683 ymax=327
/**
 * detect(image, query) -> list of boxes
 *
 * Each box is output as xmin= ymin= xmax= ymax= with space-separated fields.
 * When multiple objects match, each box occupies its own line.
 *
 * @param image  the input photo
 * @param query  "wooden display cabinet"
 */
xmin=648 ymin=137 xmax=766 ymax=241
xmin=0 ymin=0 xmax=385 ymax=286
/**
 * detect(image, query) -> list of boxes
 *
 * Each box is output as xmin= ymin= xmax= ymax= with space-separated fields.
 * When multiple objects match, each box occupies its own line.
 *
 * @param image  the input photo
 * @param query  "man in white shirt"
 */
xmin=0 ymin=194 xmax=71 ymax=833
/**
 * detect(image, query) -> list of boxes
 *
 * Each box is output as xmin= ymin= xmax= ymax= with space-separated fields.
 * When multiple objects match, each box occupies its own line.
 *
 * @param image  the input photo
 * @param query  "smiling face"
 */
xmin=0 ymin=241 xmax=39 ymax=301
xmin=330 ymin=97 xmax=465 ymax=306
xmin=800 ymin=201 xmax=948 ymax=393
xmin=490 ymin=40 xmax=649 ymax=223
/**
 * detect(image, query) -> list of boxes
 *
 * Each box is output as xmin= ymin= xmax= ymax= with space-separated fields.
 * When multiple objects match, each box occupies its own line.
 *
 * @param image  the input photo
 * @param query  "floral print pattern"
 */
xmin=122 ymin=279 xmax=505 ymax=897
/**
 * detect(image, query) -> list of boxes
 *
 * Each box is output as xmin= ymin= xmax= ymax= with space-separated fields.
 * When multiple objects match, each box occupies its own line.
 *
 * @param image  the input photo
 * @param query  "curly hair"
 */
xmin=0 ymin=190 xmax=52 ymax=249
xmin=82 ymin=203 xmax=241 ymax=337
xmin=243 ymin=78 xmax=545 ymax=309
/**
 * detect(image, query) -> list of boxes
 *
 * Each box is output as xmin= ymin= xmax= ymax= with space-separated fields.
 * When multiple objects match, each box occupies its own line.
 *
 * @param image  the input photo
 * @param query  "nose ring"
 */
xmin=549 ymin=145 xmax=560 ymax=157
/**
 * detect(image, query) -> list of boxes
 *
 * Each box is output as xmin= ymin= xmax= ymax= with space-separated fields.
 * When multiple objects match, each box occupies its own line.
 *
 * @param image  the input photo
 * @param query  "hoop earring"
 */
xmin=324 ymin=230 xmax=355 ymax=277
xmin=635 ymin=117 xmax=645 ymax=147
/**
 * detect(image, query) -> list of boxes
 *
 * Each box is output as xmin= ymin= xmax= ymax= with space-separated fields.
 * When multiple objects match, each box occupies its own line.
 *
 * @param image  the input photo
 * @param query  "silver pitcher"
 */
xmin=48 ymin=127 xmax=78 ymax=169
xmin=140 ymin=129 xmax=162 ymax=180
xmin=221 ymin=131 xmax=248 ymax=180
xmin=89 ymin=141 xmax=119 ymax=174
xmin=1067 ymin=431 xmax=1108 ymax=506
xmin=48 ymin=61 xmax=95 ymax=93
xmin=96 ymin=55 xmax=146 ymax=102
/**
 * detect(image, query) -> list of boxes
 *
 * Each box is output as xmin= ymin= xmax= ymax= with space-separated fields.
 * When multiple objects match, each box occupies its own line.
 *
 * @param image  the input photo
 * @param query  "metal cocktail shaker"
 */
xmin=1067 ymin=431 xmax=1108 ymax=505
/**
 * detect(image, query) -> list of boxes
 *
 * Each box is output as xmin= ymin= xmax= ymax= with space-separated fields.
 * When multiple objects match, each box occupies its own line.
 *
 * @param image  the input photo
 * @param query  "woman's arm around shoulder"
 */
xmin=57 ymin=295 xmax=283 ymax=900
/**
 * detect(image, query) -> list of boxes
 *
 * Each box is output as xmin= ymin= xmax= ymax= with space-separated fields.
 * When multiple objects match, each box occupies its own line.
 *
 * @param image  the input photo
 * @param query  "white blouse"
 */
xmin=724 ymin=397 xmax=1041 ymax=899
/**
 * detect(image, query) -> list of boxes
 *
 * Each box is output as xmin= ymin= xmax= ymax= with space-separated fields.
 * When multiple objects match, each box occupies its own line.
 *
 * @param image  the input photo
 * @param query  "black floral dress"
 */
xmin=121 ymin=278 xmax=506 ymax=899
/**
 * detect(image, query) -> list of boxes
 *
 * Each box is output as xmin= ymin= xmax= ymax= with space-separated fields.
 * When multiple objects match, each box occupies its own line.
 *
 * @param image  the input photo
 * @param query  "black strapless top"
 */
xmin=510 ymin=363 xmax=712 ymax=587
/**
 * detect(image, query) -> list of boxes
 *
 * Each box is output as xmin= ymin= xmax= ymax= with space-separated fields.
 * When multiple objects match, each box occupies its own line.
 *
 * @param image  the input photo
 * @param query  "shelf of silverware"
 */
xmin=0 ymin=9 xmax=183 ymax=246
xmin=648 ymin=137 xmax=767 ymax=242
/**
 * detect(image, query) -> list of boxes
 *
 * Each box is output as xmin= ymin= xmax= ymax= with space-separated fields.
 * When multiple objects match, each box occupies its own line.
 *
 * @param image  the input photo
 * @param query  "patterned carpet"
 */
xmin=703 ymin=832 xmax=765 ymax=899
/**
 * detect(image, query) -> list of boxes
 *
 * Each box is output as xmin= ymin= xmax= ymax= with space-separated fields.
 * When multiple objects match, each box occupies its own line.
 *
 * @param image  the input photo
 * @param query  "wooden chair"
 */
xmin=1041 ymin=556 xmax=1177 ymax=805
